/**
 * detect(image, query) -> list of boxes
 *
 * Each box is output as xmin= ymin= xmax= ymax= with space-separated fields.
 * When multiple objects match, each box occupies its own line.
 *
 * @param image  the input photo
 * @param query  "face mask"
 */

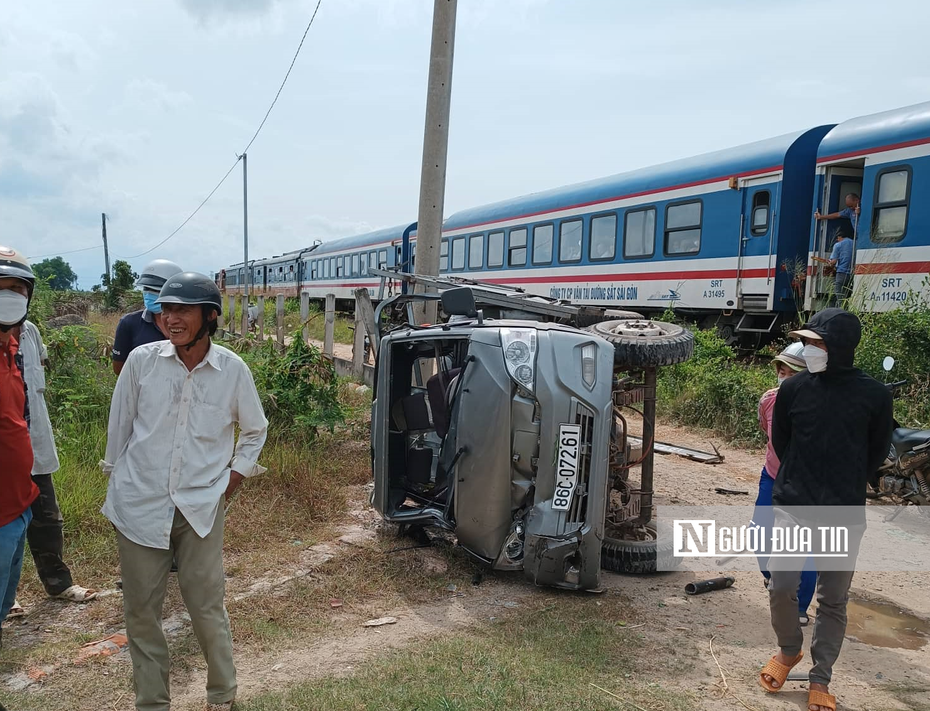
xmin=0 ymin=290 xmax=28 ymax=327
xmin=803 ymin=344 xmax=828 ymax=373
xmin=777 ymin=376 xmax=788 ymax=386
xmin=143 ymin=291 xmax=162 ymax=314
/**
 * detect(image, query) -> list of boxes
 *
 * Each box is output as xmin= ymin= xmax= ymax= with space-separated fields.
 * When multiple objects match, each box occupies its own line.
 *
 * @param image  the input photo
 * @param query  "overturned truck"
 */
xmin=368 ymin=273 xmax=694 ymax=591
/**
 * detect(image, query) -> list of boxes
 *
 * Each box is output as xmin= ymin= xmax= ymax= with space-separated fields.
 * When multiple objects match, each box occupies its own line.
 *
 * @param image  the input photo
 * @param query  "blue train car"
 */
xmin=438 ymin=126 xmax=832 ymax=338
xmin=301 ymin=224 xmax=415 ymax=303
xmin=805 ymin=101 xmax=930 ymax=311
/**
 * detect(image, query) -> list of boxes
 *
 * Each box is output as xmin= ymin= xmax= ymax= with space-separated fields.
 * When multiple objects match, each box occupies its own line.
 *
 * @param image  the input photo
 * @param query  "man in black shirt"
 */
xmin=111 ymin=259 xmax=181 ymax=375
xmin=759 ymin=308 xmax=893 ymax=711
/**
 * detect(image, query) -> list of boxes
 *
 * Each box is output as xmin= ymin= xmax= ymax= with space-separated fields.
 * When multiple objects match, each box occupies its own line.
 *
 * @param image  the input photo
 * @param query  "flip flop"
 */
xmin=808 ymin=688 xmax=836 ymax=711
xmin=759 ymin=651 xmax=804 ymax=693
xmin=7 ymin=600 xmax=25 ymax=618
xmin=54 ymin=585 xmax=98 ymax=603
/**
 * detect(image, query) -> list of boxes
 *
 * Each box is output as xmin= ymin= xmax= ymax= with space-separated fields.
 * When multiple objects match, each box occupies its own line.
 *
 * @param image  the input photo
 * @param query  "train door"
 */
xmin=810 ymin=165 xmax=863 ymax=308
xmin=736 ymin=178 xmax=779 ymax=307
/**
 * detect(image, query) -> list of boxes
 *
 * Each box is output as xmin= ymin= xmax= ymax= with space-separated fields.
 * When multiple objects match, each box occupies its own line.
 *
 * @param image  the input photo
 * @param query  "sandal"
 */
xmin=808 ymin=688 xmax=836 ymax=711
xmin=54 ymin=585 xmax=98 ymax=603
xmin=7 ymin=600 xmax=25 ymax=618
xmin=759 ymin=651 xmax=804 ymax=692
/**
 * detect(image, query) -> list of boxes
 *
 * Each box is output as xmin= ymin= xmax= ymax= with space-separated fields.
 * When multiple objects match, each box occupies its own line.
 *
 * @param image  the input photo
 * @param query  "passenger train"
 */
xmin=217 ymin=102 xmax=930 ymax=339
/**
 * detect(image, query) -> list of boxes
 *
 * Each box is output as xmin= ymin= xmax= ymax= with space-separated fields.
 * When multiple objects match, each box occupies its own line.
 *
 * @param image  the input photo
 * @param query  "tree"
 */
xmin=33 ymin=257 xmax=78 ymax=291
xmin=102 ymin=260 xmax=138 ymax=310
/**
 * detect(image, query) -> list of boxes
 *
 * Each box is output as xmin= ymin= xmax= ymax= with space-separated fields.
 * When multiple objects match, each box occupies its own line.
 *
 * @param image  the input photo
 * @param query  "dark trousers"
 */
xmin=27 ymin=474 xmax=73 ymax=596
xmin=833 ymin=272 xmax=852 ymax=306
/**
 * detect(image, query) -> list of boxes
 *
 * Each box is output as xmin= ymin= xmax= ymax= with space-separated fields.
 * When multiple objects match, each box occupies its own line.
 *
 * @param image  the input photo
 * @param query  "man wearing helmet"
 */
xmin=0 ymin=246 xmax=40 ymax=649
xmin=101 ymin=272 xmax=267 ymax=711
xmin=111 ymin=258 xmax=182 ymax=375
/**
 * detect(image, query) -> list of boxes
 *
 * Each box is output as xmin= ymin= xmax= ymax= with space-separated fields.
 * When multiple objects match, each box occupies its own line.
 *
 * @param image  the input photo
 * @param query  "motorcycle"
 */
xmin=871 ymin=356 xmax=930 ymax=506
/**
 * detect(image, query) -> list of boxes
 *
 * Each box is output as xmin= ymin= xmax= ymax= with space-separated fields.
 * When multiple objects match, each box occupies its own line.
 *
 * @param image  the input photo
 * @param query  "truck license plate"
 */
xmin=552 ymin=423 xmax=581 ymax=511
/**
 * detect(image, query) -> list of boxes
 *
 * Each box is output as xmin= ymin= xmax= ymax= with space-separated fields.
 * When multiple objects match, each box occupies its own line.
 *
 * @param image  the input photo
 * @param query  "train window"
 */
xmin=750 ymin=192 xmax=770 ymax=236
xmin=344 ymin=255 xmax=351 ymax=276
xmin=533 ymin=224 xmax=553 ymax=264
xmin=469 ymin=234 xmax=483 ymax=269
xmin=624 ymin=208 xmax=656 ymax=259
xmin=590 ymin=213 xmax=617 ymax=261
xmin=440 ymin=239 xmax=449 ymax=271
xmin=451 ymin=237 xmax=466 ymax=270
xmin=664 ymin=201 xmax=702 ymax=255
xmin=559 ymin=219 xmax=583 ymax=263
xmin=508 ymin=228 xmax=527 ymax=266
xmin=360 ymin=253 xmax=367 ymax=275
xmin=311 ymin=262 xmax=317 ymax=280
xmin=872 ymin=166 xmax=911 ymax=243
xmin=369 ymin=252 xmax=377 ymax=272
xmin=488 ymin=231 xmax=504 ymax=268
xmin=351 ymin=254 xmax=359 ymax=276
xmin=379 ymin=249 xmax=388 ymax=268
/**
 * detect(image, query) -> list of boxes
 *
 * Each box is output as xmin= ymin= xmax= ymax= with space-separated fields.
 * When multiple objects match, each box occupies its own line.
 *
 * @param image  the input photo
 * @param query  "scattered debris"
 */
xmin=714 ymin=487 xmax=748 ymax=496
xmin=363 ymin=617 xmax=398 ymax=628
xmin=685 ymin=577 xmax=735 ymax=596
xmin=329 ymin=598 xmax=343 ymax=609
xmin=26 ymin=668 xmax=48 ymax=682
xmin=271 ymin=664 xmax=284 ymax=672
xmin=74 ymin=632 xmax=128 ymax=663
xmin=589 ymin=683 xmax=649 ymax=711
xmin=627 ymin=436 xmax=724 ymax=464
xmin=46 ymin=314 xmax=86 ymax=329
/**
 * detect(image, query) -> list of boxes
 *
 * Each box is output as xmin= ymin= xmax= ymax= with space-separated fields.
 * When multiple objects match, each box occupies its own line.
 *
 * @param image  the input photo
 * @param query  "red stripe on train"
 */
xmin=478 ymin=267 xmax=772 ymax=285
xmin=855 ymin=260 xmax=930 ymax=275
xmin=817 ymin=136 xmax=930 ymax=164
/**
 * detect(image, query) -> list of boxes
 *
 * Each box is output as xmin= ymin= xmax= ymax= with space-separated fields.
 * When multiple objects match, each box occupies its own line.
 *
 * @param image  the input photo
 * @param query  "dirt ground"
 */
xmin=2 ymin=420 xmax=928 ymax=711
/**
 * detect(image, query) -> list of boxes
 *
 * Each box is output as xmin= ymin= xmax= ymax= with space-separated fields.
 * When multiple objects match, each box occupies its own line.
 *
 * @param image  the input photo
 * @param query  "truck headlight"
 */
xmin=581 ymin=343 xmax=597 ymax=388
xmin=501 ymin=328 xmax=537 ymax=392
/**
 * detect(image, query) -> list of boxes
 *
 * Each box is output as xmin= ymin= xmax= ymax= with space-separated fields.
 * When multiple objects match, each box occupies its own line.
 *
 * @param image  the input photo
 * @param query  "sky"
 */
xmin=3 ymin=0 xmax=930 ymax=288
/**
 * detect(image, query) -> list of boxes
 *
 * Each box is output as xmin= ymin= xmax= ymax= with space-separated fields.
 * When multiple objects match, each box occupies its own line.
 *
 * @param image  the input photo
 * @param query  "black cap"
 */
xmin=156 ymin=272 xmax=223 ymax=315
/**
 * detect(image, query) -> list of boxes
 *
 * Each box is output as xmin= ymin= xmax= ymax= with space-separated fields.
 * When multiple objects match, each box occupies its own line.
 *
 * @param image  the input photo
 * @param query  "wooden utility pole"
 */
xmin=413 ymin=0 xmax=457 ymax=324
xmin=101 ymin=213 xmax=111 ymax=281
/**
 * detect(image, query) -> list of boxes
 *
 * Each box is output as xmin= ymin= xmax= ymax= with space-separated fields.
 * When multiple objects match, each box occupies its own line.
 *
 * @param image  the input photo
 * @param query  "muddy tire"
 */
xmin=586 ymin=319 xmax=694 ymax=367
xmin=601 ymin=523 xmax=676 ymax=575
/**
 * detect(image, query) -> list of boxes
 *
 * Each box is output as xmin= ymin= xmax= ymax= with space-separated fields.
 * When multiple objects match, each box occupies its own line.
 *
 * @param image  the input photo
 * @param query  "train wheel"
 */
xmin=586 ymin=318 xmax=694 ymax=368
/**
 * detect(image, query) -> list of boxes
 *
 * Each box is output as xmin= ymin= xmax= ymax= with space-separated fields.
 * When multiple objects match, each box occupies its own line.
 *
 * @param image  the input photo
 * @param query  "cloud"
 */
xmin=124 ymin=78 xmax=193 ymax=113
xmin=176 ymin=0 xmax=294 ymax=23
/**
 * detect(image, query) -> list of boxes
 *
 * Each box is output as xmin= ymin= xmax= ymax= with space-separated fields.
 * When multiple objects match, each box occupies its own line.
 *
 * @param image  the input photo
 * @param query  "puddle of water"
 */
xmin=845 ymin=596 xmax=930 ymax=650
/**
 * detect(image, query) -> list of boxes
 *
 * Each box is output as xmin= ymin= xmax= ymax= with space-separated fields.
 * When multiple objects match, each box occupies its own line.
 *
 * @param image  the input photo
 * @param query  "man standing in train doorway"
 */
xmin=828 ymin=226 xmax=854 ymax=305
xmin=814 ymin=192 xmax=861 ymax=234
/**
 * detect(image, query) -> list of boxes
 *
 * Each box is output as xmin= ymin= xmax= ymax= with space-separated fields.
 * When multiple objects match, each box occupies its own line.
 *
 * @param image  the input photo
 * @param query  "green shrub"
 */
xmin=233 ymin=333 xmax=345 ymax=441
xmin=658 ymin=328 xmax=774 ymax=447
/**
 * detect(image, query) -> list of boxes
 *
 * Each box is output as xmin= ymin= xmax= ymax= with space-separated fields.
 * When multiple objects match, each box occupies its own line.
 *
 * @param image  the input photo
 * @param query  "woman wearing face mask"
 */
xmin=0 ymin=245 xmax=40 ymax=649
xmin=755 ymin=342 xmax=817 ymax=626
xmin=111 ymin=259 xmax=182 ymax=375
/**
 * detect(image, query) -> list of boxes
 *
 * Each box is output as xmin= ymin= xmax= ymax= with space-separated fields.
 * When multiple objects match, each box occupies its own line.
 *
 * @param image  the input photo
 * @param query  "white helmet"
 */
xmin=136 ymin=259 xmax=183 ymax=291
xmin=773 ymin=341 xmax=806 ymax=371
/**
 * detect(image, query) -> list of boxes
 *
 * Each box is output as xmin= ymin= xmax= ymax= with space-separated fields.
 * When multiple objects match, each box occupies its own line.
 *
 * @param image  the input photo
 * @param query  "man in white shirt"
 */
xmin=101 ymin=272 xmax=267 ymax=711
xmin=9 ymin=321 xmax=96 ymax=614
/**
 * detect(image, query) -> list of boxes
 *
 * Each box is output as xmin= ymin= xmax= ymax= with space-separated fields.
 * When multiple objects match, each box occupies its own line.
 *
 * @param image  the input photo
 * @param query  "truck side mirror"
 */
xmin=441 ymin=287 xmax=478 ymax=318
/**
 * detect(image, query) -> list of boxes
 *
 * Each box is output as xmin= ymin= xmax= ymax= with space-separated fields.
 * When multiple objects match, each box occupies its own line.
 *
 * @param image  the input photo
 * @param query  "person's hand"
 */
xmin=226 ymin=471 xmax=245 ymax=501
xmin=855 ymin=205 xmax=861 ymax=215
xmin=814 ymin=210 xmax=822 ymax=220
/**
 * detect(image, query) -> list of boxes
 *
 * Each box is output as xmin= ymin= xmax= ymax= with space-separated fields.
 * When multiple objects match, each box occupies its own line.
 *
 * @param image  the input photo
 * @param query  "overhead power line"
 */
xmin=28 ymin=244 xmax=102 ymax=260
xmin=33 ymin=0 xmax=324 ymax=264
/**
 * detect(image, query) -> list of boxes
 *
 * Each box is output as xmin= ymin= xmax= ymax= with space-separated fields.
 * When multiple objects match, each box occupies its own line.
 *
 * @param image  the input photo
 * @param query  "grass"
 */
xmin=236 ymin=594 xmax=696 ymax=711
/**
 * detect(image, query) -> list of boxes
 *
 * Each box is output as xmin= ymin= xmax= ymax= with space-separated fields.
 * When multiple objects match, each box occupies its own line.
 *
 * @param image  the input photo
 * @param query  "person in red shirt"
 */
xmin=0 ymin=245 xmax=40 ymax=649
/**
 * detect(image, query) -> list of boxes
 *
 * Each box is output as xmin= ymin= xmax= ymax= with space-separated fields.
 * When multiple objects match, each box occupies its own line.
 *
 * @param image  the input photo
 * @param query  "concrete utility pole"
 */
xmin=241 ymin=153 xmax=250 ymax=298
xmin=413 ymin=0 xmax=457 ymax=323
xmin=101 ymin=213 xmax=111 ymax=281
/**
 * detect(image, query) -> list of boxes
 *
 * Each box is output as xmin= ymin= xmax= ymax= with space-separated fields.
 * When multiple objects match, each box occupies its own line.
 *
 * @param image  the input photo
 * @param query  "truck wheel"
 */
xmin=601 ymin=523 xmax=676 ymax=575
xmin=586 ymin=319 xmax=694 ymax=367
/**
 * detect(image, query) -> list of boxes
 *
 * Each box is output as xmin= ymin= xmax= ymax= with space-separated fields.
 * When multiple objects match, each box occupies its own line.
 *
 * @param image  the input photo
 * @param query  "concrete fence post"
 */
xmin=276 ymin=294 xmax=285 ymax=351
xmin=324 ymin=294 xmax=335 ymax=358
xmin=353 ymin=304 xmax=365 ymax=378
xmin=300 ymin=292 xmax=310 ymax=345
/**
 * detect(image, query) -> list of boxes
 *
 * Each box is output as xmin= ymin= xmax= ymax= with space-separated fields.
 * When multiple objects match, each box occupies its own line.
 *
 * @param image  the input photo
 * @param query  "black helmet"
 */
xmin=0 ymin=245 xmax=36 ymax=298
xmin=156 ymin=271 xmax=223 ymax=315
